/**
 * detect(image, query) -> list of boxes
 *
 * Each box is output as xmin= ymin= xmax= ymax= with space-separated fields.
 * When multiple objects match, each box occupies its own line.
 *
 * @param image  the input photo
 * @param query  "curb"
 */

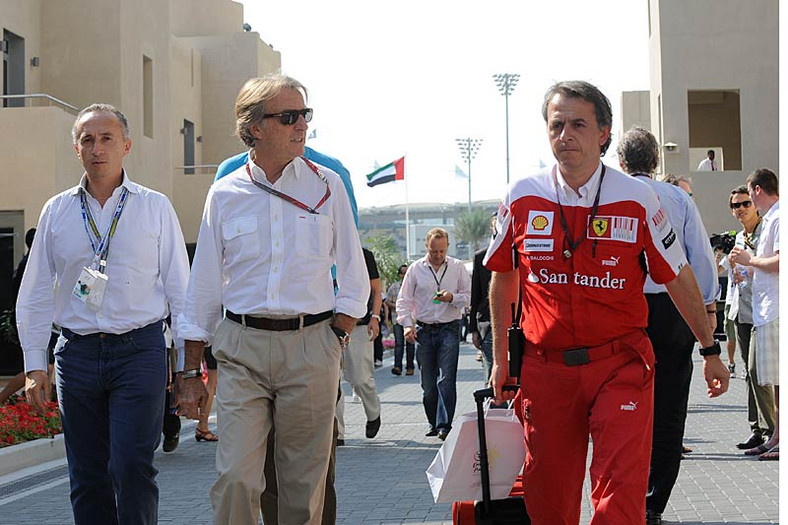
xmin=0 ymin=434 xmax=65 ymax=477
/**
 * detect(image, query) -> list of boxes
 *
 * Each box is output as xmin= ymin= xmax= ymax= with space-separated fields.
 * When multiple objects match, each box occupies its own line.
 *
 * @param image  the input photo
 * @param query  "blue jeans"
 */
xmin=393 ymin=324 xmax=415 ymax=370
xmin=56 ymin=322 xmax=166 ymax=525
xmin=415 ymin=320 xmax=460 ymax=432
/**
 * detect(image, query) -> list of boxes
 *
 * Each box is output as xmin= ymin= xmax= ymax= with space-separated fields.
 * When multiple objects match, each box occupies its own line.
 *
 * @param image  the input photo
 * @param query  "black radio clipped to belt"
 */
xmin=508 ymin=303 xmax=524 ymax=379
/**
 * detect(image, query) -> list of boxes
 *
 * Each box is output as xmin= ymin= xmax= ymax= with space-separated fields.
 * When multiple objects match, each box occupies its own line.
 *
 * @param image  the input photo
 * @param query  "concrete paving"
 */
xmin=0 ymin=341 xmax=779 ymax=524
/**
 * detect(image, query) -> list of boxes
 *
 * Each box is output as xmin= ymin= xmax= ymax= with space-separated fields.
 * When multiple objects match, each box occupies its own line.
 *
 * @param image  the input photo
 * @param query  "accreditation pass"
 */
xmin=73 ymin=266 xmax=108 ymax=312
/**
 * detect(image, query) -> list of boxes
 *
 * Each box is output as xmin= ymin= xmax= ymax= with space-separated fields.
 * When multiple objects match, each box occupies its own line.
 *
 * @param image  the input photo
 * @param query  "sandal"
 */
xmin=195 ymin=428 xmax=219 ymax=442
xmin=758 ymin=445 xmax=779 ymax=461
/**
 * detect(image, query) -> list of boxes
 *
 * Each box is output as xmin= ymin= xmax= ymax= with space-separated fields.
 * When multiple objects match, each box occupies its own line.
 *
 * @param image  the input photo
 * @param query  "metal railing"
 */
xmin=0 ymin=93 xmax=79 ymax=113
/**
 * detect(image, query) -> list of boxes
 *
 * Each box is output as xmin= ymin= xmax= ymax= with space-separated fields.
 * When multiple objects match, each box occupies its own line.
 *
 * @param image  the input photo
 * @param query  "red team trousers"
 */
xmin=519 ymin=329 xmax=655 ymax=524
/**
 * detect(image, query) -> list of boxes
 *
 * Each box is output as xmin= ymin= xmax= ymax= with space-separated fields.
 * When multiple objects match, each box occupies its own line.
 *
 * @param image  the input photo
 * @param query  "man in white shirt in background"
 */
xmin=396 ymin=228 xmax=471 ymax=441
xmin=730 ymin=167 xmax=780 ymax=461
xmin=16 ymin=104 xmax=192 ymax=525
xmin=697 ymin=150 xmax=717 ymax=171
xmin=178 ymin=74 xmax=369 ymax=524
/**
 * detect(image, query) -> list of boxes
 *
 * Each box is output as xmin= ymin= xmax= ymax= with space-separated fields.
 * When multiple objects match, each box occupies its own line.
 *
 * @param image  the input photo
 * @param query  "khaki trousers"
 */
xmin=336 ymin=324 xmax=381 ymax=439
xmin=210 ymin=318 xmax=341 ymax=525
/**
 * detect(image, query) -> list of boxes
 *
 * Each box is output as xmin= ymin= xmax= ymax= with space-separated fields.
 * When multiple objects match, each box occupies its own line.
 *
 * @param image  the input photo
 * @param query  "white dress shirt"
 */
xmin=752 ymin=200 xmax=779 ymax=327
xmin=180 ymin=156 xmax=369 ymax=344
xmin=16 ymin=172 xmax=191 ymax=373
xmin=697 ymin=158 xmax=716 ymax=171
xmin=396 ymin=255 xmax=471 ymax=327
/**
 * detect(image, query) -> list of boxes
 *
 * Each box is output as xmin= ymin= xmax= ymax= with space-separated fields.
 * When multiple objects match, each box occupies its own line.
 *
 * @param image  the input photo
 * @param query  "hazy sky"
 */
xmin=239 ymin=0 xmax=651 ymax=209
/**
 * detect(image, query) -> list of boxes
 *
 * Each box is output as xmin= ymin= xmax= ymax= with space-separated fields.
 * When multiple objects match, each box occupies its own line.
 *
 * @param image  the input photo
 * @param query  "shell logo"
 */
xmin=531 ymin=215 xmax=549 ymax=231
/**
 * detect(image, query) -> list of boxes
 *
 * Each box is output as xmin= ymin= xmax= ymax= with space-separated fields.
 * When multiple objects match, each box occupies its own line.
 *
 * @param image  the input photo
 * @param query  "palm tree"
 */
xmin=454 ymin=209 xmax=492 ymax=257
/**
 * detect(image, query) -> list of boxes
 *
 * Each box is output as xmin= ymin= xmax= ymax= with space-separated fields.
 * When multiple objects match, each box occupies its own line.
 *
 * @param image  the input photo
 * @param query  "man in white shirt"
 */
xmin=396 ymin=228 xmax=471 ymax=441
xmin=16 ymin=104 xmax=192 ymax=525
xmin=697 ymin=150 xmax=717 ymax=171
xmin=730 ymin=168 xmax=780 ymax=460
xmin=178 ymin=74 xmax=369 ymax=524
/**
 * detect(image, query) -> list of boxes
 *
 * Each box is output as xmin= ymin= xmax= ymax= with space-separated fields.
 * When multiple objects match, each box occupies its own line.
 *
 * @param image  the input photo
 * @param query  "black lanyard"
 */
xmin=428 ymin=263 xmax=448 ymax=291
xmin=553 ymin=164 xmax=606 ymax=259
xmin=246 ymin=156 xmax=330 ymax=214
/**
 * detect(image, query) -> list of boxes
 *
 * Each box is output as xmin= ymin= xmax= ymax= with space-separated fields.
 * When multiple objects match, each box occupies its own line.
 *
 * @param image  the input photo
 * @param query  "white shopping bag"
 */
xmin=425 ymin=407 xmax=525 ymax=503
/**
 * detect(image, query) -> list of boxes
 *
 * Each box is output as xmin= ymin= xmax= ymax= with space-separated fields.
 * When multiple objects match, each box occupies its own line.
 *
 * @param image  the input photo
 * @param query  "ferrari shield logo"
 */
xmin=592 ymin=218 xmax=609 ymax=237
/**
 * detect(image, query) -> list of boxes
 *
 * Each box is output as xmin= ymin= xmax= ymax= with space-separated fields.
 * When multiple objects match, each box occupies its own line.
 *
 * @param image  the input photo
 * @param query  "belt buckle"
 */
xmin=563 ymin=348 xmax=590 ymax=366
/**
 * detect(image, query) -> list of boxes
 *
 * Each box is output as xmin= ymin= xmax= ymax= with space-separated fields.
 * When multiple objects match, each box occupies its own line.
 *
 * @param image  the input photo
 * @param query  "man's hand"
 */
xmin=434 ymin=290 xmax=453 ymax=303
xmin=404 ymin=326 xmax=417 ymax=344
xmin=176 ymin=375 xmax=208 ymax=420
xmin=471 ymin=331 xmax=482 ymax=350
xmin=25 ymin=370 xmax=51 ymax=413
xmin=367 ymin=317 xmax=380 ymax=341
xmin=729 ymin=246 xmax=752 ymax=266
xmin=702 ymin=355 xmax=729 ymax=398
xmin=490 ymin=362 xmax=517 ymax=405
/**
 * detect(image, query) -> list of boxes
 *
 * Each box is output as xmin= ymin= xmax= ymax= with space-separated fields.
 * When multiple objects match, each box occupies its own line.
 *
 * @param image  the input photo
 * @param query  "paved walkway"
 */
xmin=0 ymin=341 xmax=779 ymax=524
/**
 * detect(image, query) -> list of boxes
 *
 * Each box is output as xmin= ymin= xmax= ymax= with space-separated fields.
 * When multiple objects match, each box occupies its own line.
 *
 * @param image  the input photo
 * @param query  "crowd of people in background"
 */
xmin=1 ymin=74 xmax=778 ymax=525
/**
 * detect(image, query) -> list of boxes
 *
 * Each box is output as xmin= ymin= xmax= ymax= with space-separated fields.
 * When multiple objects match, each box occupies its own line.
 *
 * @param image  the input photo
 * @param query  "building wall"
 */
xmin=644 ymin=0 xmax=778 ymax=235
xmin=0 ymin=0 xmax=282 ymax=248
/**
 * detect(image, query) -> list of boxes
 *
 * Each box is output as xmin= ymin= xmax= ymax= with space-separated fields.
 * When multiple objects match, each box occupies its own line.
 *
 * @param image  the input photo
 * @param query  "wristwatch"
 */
xmin=370 ymin=314 xmax=381 ymax=322
xmin=181 ymin=368 xmax=202 ymax=379
xmin=330 ymin=326 xmax=350 ymax=349
xmin=698 ymin=341 xmax=722 ymax=357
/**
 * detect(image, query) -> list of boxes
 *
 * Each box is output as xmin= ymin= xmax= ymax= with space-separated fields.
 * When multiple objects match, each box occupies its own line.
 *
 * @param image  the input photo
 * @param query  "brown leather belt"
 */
xmin=525 ymin=330 xmax=643 ymax=366
xmin=226 ymin=310 xmax=333 ymax=331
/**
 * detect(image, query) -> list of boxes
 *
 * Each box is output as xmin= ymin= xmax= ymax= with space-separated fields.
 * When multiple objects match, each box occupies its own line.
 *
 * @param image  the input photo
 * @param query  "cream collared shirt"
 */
xmin=179 ymin=156 xmax=369 ymax=344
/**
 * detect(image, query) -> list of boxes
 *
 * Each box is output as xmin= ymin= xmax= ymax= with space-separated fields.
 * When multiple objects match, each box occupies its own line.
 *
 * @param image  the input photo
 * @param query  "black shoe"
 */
xmin=645 ymin=510 xmax=662 ymax=525
xmin=737 ymin=432 xmax=765 ymax=450
xmin=366 ymin=416 xmax=381 ymax=438
xmin=437 ymin=430 xmax=449 ymax=441
xmin=162 ymin=414 xmax=181 ymax=453
xmin=336 ymin=438 xmax=345 ymax=446
xmin=391 ymin=367 xmax=402 ymax=376
xmin=425 ymin=428 xmax=438 ymax=437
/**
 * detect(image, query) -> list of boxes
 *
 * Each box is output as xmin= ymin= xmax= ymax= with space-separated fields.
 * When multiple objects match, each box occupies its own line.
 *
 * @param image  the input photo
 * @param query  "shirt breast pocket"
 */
xmin=222 ymin=216 xmax=261 ymax=264
xmin=295 ymin=214 xmax=332 ymax=258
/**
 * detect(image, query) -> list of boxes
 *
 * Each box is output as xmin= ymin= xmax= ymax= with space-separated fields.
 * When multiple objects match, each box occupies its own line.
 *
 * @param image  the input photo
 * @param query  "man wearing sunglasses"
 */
xmin=730 ymin=168 xmax=780 ymax=461
xmin=178 ymin=74 xmax=369 ymax=524
xmin=616 ymin=127 xmax=719 ymax=525
xmin=725 ymin=185 xmax=775 ymax=453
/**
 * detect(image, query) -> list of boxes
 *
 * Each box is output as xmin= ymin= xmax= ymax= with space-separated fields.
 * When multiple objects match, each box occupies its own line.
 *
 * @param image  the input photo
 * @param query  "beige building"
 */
xmin=621 ymin=0 xmax=778 ymax=235
xmin=0 ymin=0 xmax=279 ymax=313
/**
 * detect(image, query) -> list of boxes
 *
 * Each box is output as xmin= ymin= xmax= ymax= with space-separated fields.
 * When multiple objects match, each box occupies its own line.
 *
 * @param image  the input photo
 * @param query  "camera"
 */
xmin=709 ymin=231 xmax=736 ymax=254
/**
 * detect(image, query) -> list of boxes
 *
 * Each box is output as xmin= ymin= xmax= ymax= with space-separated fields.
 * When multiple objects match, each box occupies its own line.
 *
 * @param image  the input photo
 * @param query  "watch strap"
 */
xmin=698 ymin=341 xmax=722 ymax=356
xmin=182 ymin=368 xmax=202 ymax=379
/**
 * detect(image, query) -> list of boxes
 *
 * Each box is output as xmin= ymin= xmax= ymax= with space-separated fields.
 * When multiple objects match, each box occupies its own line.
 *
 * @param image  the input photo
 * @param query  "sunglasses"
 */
xmin=730 ymin=200 xmax=753 ymax=209
xmin=262 ymin=108 xmax=313 ymax=126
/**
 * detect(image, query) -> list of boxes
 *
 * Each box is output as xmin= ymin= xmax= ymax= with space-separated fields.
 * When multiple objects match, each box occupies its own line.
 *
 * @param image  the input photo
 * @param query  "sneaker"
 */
xmin=374 ymin=359 xmax=383 ymax=368
xmin=728 ymin=362 xmax=736 ymax=378
xmin=391 ymin=367 xmax=402 ymax=376
xmin=475 ymin=350 xmax=483 ymax=362
xmin=646 ymin=510 xmax=662 ymax=525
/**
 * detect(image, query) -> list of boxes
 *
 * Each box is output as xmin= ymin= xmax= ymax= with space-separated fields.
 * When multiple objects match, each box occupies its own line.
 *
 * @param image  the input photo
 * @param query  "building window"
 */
xmin=2 ymin=29 xmax=25 ymax=108
xmin=687 ymin=90 xmax=741 ymax=171
xmin=183 ymin=119 xmax=195 ymax=174
xmin=143 ymin=55 xmax=153 ymax=138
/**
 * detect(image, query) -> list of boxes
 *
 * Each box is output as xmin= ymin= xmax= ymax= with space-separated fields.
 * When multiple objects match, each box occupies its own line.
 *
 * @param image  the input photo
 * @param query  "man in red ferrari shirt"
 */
xmin=485 ymin=80 xmax=729 ymax=525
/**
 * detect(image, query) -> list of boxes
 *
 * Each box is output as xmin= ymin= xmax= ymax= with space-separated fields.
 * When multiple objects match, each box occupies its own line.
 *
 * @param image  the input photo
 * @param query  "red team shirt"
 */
xmin=484 ymin=163 xmax=688 ymax=352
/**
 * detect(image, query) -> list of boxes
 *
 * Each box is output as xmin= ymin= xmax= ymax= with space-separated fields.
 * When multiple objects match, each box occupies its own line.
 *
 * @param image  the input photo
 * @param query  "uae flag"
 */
xmin=366 ymin=157 xmax=405 ymax=187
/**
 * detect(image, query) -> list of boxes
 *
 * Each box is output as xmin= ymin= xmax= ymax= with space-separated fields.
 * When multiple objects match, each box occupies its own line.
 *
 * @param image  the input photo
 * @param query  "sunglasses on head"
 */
xmin=262 ymin=108 xmax=313 ymax=126
xmin=730 ymin=200 xmax=753 ymax=209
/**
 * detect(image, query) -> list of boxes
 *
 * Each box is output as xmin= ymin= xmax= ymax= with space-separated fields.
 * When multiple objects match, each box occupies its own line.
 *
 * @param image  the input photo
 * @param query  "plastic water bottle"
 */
xmin=737 ymin=267 xmax=749 ymax=288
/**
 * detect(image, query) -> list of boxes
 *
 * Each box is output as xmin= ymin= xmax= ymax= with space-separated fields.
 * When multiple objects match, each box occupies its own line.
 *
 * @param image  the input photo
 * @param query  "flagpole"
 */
xmin=404 ymin=156 xmax=410 ymax=261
